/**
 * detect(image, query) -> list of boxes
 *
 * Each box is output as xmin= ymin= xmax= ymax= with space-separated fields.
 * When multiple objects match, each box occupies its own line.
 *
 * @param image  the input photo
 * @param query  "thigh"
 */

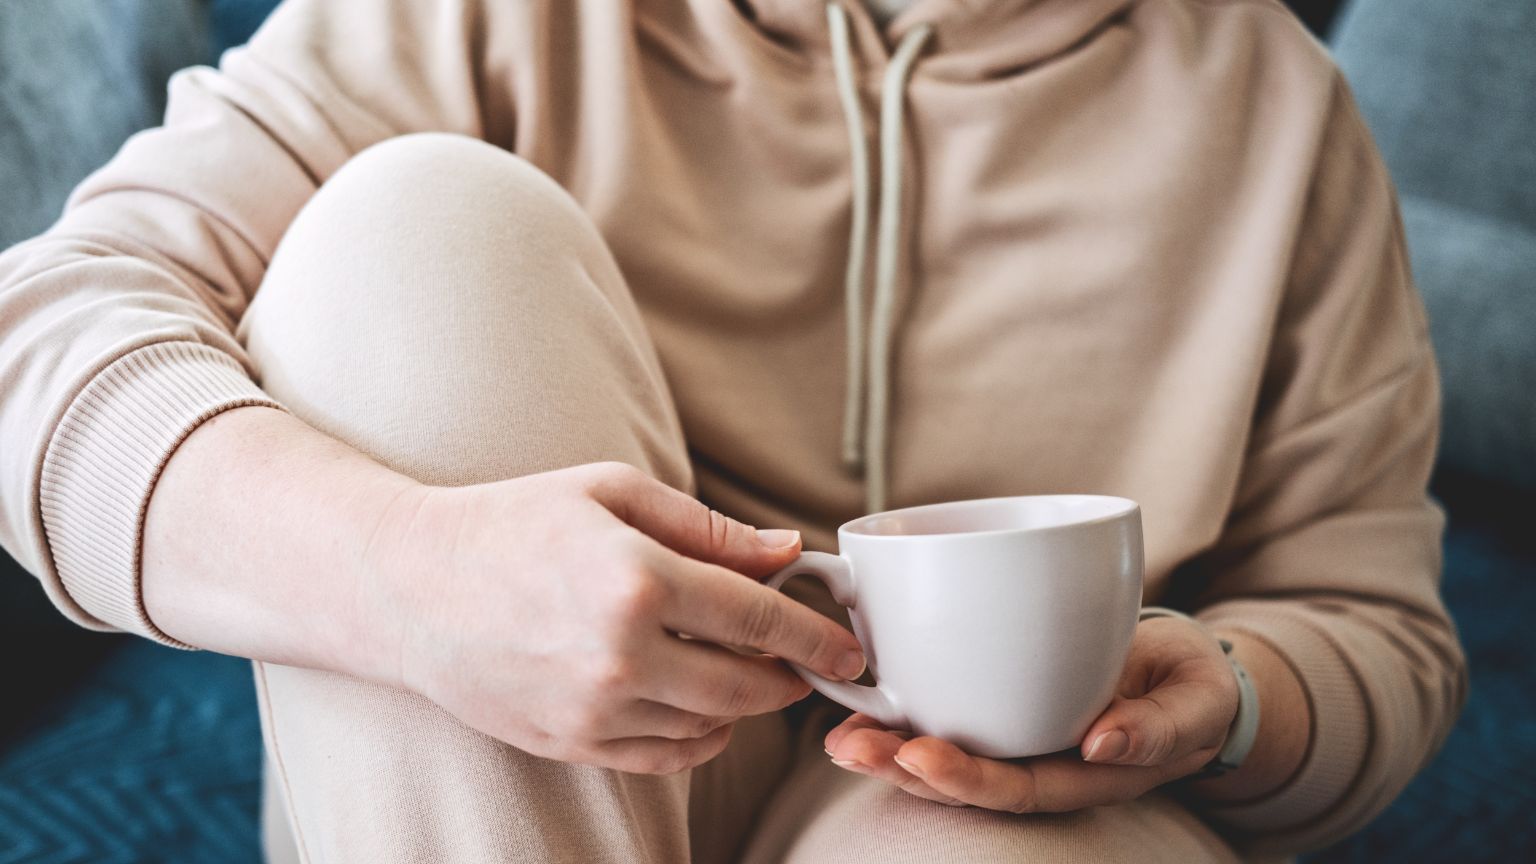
xmin=245 ymin=134 xmax=695 ymax=863
xmin=739 ymin=703 xmax=1241 ymax=864
xmin=257 ymin=661 xmax=692 ymax=864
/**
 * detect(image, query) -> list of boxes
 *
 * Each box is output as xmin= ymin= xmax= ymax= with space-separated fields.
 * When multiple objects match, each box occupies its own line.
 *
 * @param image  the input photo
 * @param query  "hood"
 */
xmin=737 ymin=0 xmax=1139 ymax=78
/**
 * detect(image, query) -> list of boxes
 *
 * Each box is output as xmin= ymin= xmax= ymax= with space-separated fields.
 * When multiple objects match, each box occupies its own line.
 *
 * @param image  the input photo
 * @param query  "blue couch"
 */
xmin=1 ymin=1 xmax=1530 ymax=861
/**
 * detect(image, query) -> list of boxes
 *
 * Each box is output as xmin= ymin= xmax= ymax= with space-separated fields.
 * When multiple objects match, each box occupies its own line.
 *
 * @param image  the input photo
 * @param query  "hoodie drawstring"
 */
xmin=826 ymin=3 xmax=931 ymax=514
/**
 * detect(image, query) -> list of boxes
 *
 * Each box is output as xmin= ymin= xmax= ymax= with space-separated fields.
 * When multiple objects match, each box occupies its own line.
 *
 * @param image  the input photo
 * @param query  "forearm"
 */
xmin=142 ymin=405 xmax=418 ymax=680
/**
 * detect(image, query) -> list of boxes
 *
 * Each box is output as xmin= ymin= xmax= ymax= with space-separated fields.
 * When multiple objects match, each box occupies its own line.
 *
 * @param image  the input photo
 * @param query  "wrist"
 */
xmin=342 ymin=472 xmax=439 ymax=690
xmin=1186 ymin=629 xmax=1311 ymax=801
xmin=144 ymin=405 xmax=429 ymax=679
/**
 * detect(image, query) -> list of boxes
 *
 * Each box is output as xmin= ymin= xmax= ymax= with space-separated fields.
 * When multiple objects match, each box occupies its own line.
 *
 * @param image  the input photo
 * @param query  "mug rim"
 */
xmin=838 ymin=494 xmax=1140 ymax=541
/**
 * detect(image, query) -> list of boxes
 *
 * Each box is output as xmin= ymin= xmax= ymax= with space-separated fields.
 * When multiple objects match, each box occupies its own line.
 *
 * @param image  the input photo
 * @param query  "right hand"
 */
xmin=356 ymin=461 xmax=866 ymax=775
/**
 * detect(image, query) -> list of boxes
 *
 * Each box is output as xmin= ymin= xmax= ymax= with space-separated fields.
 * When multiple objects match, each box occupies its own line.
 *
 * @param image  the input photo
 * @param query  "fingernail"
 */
xmin=831 ymin=758 xmax=862 ymax=770
xmin=1084 ymin=729 xmax=1130 ymax=763
xmin=834 ymin=651 xmax=867 ymax=681
xmin=893 ymin=755 xmax=926 ymax=779
xmin=824 ymin=747 xmax=835 ymax=757
xmin=756 ymin=529 xmax=801 ymax=549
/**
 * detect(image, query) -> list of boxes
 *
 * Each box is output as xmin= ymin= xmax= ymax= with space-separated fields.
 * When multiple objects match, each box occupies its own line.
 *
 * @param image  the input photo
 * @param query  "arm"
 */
xmin=1 ymin=0 xmax=865 ymax=773
xmin=821 ymin=72 xmax=1464 ymax=853
xmin=0 ymin=0 xmax=488 ymax=643
xmin=140 ymin=406 xmax=411 ymax=675
xmin=141 ymin=405 xmax=868 ymax=773
xmin=1180 ymin=71 xmax=1466 ymax=850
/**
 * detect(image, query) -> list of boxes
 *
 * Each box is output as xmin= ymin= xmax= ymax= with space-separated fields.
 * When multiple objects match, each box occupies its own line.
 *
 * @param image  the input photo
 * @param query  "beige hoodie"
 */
xmin=0 ymin=0 xmax=1465 ymax=854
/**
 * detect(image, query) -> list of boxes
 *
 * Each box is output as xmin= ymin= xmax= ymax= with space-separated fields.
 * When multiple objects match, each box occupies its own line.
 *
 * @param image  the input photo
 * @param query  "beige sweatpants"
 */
xmin=238 ymin=134 xmax=1239 ymax=863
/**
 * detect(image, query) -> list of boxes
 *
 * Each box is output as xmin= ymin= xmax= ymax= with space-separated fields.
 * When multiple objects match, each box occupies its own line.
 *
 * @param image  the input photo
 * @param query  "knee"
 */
xmin=255 ymin=133 xmax=609 ymax=323
xmin=311 ymin=133 xmax=595 ymax=247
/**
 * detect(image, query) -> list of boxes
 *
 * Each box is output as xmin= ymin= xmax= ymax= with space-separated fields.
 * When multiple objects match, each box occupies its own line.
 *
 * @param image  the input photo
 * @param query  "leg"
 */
xmin=239 ymin=133 xmax=704 ymax=862
xmin=739 ymin=703 xmax=1243 ymax=864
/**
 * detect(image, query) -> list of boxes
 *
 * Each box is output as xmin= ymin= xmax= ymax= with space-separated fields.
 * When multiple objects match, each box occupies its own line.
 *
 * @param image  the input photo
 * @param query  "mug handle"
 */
xmin=764 ymin=552 xmax=907 ymax=729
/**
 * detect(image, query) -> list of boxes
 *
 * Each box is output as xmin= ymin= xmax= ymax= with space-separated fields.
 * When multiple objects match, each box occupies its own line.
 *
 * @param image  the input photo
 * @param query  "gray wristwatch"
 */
xmin=1137 ymin=606 xmax=1260 ymax=779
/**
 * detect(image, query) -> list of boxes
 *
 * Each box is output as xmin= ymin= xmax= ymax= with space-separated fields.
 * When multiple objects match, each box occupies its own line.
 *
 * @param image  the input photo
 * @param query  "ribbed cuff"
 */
xmin=38 ymin=342 xmax=285 ymax=647
xmin=1195 ymin=603 xmax=1371 ymax=835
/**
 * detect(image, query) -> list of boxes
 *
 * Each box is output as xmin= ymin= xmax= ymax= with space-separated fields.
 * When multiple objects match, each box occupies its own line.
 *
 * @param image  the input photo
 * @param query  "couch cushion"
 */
xmin=1398 ymin=197 xmax=1536 ymax=488
xmin=0 ymin=0 xmax=210 ymax=250
xmin=0 ymin=640 xmax=263 ymax=863
xmin=1333 ymin=0 xmax=1536 ymax=490
xmin=1334 ymin=0 xmax=1536 ymax=232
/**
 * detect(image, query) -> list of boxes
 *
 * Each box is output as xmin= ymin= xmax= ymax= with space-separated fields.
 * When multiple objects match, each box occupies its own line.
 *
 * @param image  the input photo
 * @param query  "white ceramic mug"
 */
xmin=766 ymin=495 xmax=1144 ymax=759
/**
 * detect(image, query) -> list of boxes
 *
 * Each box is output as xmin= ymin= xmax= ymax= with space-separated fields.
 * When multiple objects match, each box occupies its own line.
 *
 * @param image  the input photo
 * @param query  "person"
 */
xmin=0 ymin=0 xmax=1467 ymax=861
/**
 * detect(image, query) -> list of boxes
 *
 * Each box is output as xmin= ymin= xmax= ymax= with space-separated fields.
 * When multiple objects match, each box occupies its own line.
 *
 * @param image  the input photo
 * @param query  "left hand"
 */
xmin=823 ymin=615 xmax=1240 ymax=812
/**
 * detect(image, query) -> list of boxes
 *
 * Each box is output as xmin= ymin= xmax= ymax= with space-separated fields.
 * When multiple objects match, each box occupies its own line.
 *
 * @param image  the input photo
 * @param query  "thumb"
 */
xmin=585 ymin=463 xmax=802 ymax=576
xmin=1080 ymin=678 xmax=1233 ymax=768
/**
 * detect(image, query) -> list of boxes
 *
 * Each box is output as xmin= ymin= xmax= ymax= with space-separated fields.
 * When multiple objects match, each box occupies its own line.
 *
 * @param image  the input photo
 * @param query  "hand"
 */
xmin=358 ymin=461 xmax=868 ymax=775
xmin=823 ymin=615 xmax=1238 ymax=811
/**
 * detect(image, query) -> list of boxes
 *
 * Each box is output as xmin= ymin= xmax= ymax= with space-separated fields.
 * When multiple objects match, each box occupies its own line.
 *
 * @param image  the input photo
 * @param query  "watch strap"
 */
xmin=1137 ymin=606 xmax=1261 ymax=778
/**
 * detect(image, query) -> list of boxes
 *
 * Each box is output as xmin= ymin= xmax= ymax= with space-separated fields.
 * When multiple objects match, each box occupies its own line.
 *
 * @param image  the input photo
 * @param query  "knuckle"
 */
xmin=644 ymin=746 xmax=693 ymax=776
xmin=700 ymin=725 xmax=735 ymax=762
xmin=676 ymin=729 xmax=731 ymax=772
xmin=1006 ymin=767 xmax=1040 ymax=814
xmin=584 ymin=650 xmax=636 ymax=693
xmin=582 ymin=461 xmax=644 ymax=495
xmin=605 ymin=568 xmax=664 ymax=625
xmin=736 ymin=593 xmax=783 ymax=646
xmin=721 ymin=675 xmax=760 ymax=716
xmin=806 ymin=622 xmax=848 ymax=671
xmin=1005 ymin=797 xmax=1035 ymax=815
xmin=686 ymin=713 xmax=722 ymax=739
xmin=1142 ymin=724 xmax=1177 ymax=766
xmin=705 ymin=509 xmax=733 ymax=554
xmin=666 ymin=747 xmax=700 ymax=775
xmin=595 ymin=460 xmax=640 ymax=481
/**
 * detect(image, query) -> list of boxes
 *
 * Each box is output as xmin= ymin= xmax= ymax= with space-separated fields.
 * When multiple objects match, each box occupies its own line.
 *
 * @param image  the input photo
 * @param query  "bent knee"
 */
xmin=310 ymin=133 xmax=597 ymax=249
xmin=257 ymin=132 xmax=609 ymax=317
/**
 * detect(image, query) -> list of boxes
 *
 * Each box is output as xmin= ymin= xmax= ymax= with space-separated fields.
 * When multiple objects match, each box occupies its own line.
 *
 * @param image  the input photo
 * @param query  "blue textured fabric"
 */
xmin=1333 ymin=0 xmax=1536 ymax=231
xmin=211 ymin=0 xmax=282 ymax=55
xmin=0 ymin=641 xmax=263 ymax=864
xmin=1399 ymin=198 xmax=1536 ymax=489
xmin=1332 ymin=0 xmax=1536 ymax=490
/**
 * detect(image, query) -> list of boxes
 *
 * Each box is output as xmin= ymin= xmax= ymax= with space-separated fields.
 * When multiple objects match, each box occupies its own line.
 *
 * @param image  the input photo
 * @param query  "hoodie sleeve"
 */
xmin=0 ymin=0 xmax=491 ymax=645
xmin=1185 ymin=71 xmax=1468 ymax=853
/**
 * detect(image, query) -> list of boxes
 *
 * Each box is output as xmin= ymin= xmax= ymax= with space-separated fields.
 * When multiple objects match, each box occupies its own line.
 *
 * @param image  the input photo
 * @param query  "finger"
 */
xmin=823 ymin=712 xmax=911 ymax=755
xmin=588 ymin=723 xmax=736 ymax=775
xmin=894 ymin=738 xmax=1169 ymax=813
xmin=658 ymin=553 xmax=866 ymax=681
xmin=607 ymin=699 xmax=734 ymax=741
xmin=826 ymin=725 xmax=963 ymax=806
xmin=645 ymin=636 xmax=814 ymax=717
xmin=582 ymin=462 xmax=802 ymax=577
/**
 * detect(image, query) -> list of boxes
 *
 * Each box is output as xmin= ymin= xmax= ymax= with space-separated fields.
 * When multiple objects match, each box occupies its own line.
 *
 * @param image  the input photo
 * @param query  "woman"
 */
xmin=0 ymin=0 xmax=1465 ymax=861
